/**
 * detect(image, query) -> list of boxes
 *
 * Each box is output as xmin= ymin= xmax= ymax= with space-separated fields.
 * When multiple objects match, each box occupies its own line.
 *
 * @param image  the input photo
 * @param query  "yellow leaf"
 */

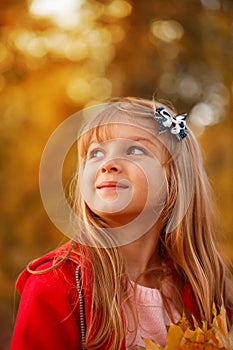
xmin=183 ymin=328 xmax=196 ymax=340
xmin=205 ymin=329 xmax=218 ymax=344
xmin=177 ymin=313 xmax=190 ymax=332
xmin=142 ymin=337 xmax=161 ymax=350
xmin=165 ymin=324 xmax=184 ymax=350
xmin=191 ymin=314 xmax=199 ymax=329
xmin=193 ymin=327 xmax=205 ymax=342
xmin=212 ymin=303 xmax=217 ymax=317
xmin=216 ymin=305 xmax=228 ymax=336
xmin=201 ymin=319 xmax=208 ymax=333
xmin=213 ymin=305 xmax=231 ymax=349
xmin=228 ymin=324 xmax=233 ymax=349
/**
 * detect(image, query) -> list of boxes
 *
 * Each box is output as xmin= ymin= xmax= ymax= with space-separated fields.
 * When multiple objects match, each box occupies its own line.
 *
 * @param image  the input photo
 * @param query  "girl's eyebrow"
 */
xmin=128 ymin=136 xmax=152 ymax=142
xmin=127 ymin=137 xmax=155 ymax=146
xmin=87 ymin=137 xmax=155 ymax=149
xmin=128 ymin=137 xmax=161 ymax=154
xmin=88 ymin=137 xmax=153 ymax=144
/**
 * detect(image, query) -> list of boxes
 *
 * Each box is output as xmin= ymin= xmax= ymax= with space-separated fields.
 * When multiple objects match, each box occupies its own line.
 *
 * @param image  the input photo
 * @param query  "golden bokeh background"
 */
xmin=0 ymin=0 xmax=233 ymax=348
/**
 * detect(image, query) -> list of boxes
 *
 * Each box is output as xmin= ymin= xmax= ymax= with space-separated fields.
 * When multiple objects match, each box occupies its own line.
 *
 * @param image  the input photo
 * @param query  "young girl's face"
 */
xmin=79 ymin=122 xmax=167 ymax=228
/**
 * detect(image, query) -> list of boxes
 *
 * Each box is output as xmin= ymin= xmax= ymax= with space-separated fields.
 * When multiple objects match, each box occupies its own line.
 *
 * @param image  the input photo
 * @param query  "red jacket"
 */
xmin=10 ymin=243 xmax=198 ymax=350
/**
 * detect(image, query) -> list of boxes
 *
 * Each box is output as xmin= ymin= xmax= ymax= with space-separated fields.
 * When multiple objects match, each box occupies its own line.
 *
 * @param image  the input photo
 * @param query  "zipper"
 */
xmin=75 ymin=266 xmax=86 ymax=348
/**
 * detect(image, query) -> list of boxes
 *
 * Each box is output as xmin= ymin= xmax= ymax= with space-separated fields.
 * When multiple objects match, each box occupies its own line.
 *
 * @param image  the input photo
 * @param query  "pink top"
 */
xmin=123 ymin=281 xmax=181 ymax=349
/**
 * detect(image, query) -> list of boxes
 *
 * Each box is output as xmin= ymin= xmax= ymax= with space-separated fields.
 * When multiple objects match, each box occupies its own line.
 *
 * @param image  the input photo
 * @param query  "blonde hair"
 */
xmin=59 ymin=98 xmax=233 ymax=348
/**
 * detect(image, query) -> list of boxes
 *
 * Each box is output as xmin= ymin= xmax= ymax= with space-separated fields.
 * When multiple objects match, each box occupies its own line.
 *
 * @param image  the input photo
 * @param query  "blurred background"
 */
xmin=0 ymin=0 xmax=233 ymax=348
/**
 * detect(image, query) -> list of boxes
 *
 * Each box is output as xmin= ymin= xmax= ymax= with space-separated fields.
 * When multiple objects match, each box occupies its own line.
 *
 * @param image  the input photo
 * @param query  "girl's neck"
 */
xmin=120 ymin=226 xmax=162 ymax=287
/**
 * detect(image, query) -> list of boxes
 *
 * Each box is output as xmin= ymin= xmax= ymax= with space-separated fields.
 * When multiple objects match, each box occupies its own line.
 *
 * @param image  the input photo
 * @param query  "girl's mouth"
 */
xmin=96 ymin=181 xmax=129 ymax=190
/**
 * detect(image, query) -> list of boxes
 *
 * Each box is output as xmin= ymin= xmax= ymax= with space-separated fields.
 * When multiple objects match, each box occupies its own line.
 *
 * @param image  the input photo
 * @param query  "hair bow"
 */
xmin=154 ymin=107 xmax=188 ymax=141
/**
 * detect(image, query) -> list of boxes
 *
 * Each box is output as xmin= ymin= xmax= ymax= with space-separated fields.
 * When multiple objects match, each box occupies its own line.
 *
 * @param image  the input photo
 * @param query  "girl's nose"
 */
xmin=101 ymin=160 xmax=122 ymax=173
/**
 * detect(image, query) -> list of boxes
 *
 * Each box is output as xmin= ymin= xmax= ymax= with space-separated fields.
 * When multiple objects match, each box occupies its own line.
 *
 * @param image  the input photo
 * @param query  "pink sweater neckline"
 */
xmin=123 ymin=281 xmax=180 ymax=349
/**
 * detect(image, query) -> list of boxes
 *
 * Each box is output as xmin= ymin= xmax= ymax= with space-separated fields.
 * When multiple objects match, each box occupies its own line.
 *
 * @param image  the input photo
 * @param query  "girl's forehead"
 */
xmin=89 ymin=122 xmax=158 ymax=143
xmin=104 ymin=123 xmax=155 ymax=139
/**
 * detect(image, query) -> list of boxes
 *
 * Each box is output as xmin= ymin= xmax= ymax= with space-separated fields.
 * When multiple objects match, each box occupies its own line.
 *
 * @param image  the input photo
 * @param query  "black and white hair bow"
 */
xmin=154 ymin=107 xmax=188 ymax=141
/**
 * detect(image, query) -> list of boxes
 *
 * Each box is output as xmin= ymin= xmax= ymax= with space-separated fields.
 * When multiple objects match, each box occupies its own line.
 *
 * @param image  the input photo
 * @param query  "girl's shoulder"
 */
xmin=15 ymin=241 xmax=87 ymax=296
xmin=11 ymin=242 xmax=87 ymax=349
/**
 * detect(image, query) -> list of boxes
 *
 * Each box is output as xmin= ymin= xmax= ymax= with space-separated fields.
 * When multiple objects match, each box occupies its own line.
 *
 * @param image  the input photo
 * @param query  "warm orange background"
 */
xmin=0 ymin=0 xmax=233 ymax=348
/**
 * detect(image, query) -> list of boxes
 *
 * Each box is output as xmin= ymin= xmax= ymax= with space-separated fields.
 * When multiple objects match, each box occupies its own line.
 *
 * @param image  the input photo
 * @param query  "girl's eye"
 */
xmin=89 ymin=149 xmax=104 ymax=159
xmin=127 ymin=146 xmax=146 ymax=155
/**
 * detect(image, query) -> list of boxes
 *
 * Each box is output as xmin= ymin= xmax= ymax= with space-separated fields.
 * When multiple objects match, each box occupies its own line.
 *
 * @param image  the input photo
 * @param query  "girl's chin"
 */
xmin=91 ymin=209 xmax=142 ymax=227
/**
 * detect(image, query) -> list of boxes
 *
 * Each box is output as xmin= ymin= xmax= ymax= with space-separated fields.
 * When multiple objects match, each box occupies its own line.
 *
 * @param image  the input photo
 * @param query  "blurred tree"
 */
xmin=0 ymin=0 xmax=232 ymax=348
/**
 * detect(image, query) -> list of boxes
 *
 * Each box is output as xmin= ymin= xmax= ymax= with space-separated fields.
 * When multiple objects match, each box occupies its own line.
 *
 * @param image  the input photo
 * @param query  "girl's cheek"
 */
xmin=79 ymin=163 xmax=91 ymax=187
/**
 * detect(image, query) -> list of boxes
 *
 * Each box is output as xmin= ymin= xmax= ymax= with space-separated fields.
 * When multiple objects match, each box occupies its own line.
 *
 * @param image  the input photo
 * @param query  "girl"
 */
xmin=11 ymin=97 xmax=233 ymax=350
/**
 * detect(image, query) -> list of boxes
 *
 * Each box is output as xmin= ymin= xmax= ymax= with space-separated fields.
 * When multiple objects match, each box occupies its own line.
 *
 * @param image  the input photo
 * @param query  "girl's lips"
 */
xmin=97 ymin=181 xmax=129 ymax=190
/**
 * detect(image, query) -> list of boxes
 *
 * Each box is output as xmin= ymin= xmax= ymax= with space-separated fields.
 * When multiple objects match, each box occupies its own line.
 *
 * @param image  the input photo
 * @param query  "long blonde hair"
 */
xmin=69 ymin=97 xmax=233 ymax=349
